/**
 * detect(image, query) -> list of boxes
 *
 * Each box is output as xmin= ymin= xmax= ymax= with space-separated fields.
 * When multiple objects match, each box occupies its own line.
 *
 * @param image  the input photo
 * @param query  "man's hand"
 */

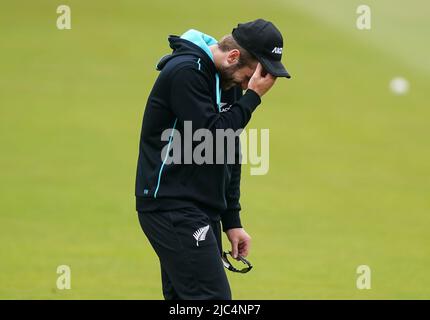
xmin=248 ymin=63 xmax=277 ymax=97
xmin=225 ymin=228 xmax=251 ymax=259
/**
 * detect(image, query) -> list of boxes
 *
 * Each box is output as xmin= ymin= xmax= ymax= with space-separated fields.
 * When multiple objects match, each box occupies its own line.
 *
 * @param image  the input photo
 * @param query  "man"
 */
xmin=135 ymin=19 xmax=291 ymax=300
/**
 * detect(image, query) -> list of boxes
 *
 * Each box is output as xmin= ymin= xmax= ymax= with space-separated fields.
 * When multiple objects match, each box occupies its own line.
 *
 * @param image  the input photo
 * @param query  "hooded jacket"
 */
xmin=135 ymin=30 xmax=261 ymax=230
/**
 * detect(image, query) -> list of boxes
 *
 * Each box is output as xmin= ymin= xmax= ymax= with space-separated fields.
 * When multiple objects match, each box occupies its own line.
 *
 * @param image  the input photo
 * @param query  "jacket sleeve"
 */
xmin=169 ymin=66 xmax=261 ymax=131
xmin=170 ymin=66 xmax=256 ymax=231
xmin=220 ymin=136 xmax=243 ymax=231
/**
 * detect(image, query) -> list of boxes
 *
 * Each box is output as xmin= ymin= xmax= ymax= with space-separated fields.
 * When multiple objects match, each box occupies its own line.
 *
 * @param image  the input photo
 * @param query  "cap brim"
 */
xmin=259 ymin=56 xmax=291 ymax=79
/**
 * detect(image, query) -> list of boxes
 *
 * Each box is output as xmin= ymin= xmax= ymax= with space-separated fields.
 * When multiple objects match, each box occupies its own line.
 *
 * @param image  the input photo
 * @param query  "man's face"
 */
xmin=218 ymin=50 xmax=258 ymax=90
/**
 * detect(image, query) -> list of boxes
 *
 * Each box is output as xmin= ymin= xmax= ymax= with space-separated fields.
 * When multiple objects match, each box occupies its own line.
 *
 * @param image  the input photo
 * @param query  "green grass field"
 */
xmin=1 ymin=0 xmax=429 ymax=299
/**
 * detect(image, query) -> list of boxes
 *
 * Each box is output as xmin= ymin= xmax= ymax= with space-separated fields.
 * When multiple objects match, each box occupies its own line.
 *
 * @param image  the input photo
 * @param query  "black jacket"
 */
xmin=135 ymin=35 xmax=261 ymax=230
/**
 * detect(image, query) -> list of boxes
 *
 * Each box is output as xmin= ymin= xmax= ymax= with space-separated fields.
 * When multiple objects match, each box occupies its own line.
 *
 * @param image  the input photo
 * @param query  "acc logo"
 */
xmin=272 ymin=47 xmax=283 ymax=54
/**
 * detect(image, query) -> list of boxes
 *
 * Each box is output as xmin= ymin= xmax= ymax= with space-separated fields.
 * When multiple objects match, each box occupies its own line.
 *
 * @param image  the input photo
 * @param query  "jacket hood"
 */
xmin=156 ymin=29 xmax=222 ymax=111
xmin=156 ymin=29 xmax=218 ymax=71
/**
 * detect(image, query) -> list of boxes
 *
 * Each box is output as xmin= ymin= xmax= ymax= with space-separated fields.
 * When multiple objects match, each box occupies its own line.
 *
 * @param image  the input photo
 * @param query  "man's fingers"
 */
xmin=262 ymin=72 xmax=276 ymax=82
xmin=231 ymin=240 xmax=239 ymax=259
xmin=239 ymin=247 xmax=248 ymax=257
xmin=254 ymin=63 xmax=262 ymax=75
xmin=226 ymin=228 xmax=251 ymax=259
xmin=252 ymin=63 xmax=265 ymax=79
xmin=238 ymin=240 xmax=250 ymax=257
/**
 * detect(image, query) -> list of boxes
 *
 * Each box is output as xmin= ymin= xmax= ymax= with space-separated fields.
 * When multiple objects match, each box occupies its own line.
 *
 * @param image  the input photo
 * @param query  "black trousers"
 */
xmin=137 ymin=207 xmax=231 ymax=300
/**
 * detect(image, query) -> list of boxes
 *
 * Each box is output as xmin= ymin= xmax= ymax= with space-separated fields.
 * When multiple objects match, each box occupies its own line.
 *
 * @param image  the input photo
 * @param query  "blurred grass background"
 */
xmin=0 ymin=0 xmax=429 ymax=299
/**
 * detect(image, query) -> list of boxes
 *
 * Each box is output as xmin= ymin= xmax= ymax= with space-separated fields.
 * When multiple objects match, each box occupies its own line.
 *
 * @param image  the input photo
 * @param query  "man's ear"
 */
xmin=227 ymin=49 xmax=240 ymax=65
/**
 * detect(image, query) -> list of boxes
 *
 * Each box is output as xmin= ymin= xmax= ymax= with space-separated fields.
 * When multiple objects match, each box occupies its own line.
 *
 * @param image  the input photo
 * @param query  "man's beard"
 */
xmin=218 ymin=64 xmax=240 ymax=90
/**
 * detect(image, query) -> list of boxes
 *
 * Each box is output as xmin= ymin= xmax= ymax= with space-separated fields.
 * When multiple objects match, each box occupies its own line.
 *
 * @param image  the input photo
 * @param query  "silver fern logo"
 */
xmin=193 ymin=225 xmax=210 ymax=247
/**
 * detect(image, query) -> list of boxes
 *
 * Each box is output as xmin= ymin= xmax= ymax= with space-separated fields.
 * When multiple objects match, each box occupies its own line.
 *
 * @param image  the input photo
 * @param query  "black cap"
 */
xmin=232 ymin=19 xmax=291 ymax=78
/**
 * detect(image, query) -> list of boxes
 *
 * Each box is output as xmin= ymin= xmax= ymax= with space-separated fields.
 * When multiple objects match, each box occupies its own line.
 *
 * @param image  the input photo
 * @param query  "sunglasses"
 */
xmin=221 ymin=251 xmax=253 ymax=273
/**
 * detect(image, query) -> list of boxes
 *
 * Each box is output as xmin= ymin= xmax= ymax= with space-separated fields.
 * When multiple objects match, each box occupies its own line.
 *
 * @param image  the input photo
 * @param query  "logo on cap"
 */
xmin=272 ymin=47 xmax=283 ymax=55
